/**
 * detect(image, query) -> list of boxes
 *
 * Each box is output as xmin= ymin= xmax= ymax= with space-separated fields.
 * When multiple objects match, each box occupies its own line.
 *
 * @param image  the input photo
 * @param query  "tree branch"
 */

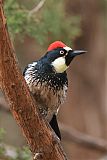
xmin=0 ymin=1 xmax=68 ymax=159
xmin=1 ymin=97 xmax=107 ymax=153
xmin=60 ymin=123 xmax=107 ymax=152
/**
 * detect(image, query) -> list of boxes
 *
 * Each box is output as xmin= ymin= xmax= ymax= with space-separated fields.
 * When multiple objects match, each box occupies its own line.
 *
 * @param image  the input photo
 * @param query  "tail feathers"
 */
xmin=49 ymin=114 xmax=61 ymax=140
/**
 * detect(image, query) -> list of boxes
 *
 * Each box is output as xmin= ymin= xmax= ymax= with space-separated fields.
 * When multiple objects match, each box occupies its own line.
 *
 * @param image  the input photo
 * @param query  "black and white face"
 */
xmin=46 ymin=46 xmax=86 ymax=73
xmin=51 ymin=46 xmax=72 ymax=73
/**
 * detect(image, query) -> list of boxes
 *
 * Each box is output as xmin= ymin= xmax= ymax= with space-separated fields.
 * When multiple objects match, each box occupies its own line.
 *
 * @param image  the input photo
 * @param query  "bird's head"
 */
xmin=45 ymin=41 xmax=87 ymax=73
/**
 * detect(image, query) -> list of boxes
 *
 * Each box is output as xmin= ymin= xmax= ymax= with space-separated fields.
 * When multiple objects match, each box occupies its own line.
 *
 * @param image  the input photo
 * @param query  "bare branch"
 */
xmin=28 ymin=0 xmax=46 ymax=18
xmin=60 ymin=123 xmax=107 ymax=152
xmin=1 ymin=95 xmax=107 ymax=154
xmin=1 ymin=96 xmax=107 ymax=154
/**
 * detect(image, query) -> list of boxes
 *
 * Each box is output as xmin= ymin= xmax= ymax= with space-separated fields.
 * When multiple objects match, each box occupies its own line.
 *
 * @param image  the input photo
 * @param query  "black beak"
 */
xmin=66 ymin=50 xmax=87 ymax=66
xmin=71 ymin=50 xmax=87 ymax=57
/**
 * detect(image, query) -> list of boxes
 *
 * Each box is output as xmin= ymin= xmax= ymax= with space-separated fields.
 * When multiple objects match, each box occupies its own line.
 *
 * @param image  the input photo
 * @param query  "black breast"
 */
xmin=33 ymin=59 xmax=68 ymax=91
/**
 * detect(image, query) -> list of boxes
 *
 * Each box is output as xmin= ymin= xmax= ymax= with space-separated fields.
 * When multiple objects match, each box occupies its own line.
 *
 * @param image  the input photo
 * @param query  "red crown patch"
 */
xmin=47 ymin=41 xmax=66 ymax=51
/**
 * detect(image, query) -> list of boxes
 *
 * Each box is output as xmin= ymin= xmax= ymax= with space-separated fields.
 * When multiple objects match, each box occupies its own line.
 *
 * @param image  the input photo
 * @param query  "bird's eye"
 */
xmin=60 ymin=50 xmax=65 ymax=55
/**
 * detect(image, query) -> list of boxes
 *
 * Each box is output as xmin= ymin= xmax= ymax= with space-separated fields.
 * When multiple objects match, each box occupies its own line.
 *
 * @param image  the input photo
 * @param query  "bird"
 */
xmin=23 ymin=41 xmax=86 ymax=140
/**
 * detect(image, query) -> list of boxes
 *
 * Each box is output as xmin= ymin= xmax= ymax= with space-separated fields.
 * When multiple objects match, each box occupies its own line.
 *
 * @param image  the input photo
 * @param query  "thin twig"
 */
xmin=28 ymin=0 xmax=46 ymax=18
xmin=60 ymin=123 xmax=107 ymax=152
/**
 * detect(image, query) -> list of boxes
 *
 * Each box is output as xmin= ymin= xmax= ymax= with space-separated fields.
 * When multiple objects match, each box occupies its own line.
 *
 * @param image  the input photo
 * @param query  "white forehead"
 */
xmin=63 ymin=46 xmax=72 ymax=51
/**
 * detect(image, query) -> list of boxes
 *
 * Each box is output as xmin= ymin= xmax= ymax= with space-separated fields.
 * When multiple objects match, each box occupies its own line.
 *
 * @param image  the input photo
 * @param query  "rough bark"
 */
xmin=0 ymin=1 xmax=67 ymax=159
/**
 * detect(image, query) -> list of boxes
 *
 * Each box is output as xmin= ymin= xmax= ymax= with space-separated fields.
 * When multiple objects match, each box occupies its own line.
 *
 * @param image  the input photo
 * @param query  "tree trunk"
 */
xmin=0 ymin=1 xmax=67 ymax=159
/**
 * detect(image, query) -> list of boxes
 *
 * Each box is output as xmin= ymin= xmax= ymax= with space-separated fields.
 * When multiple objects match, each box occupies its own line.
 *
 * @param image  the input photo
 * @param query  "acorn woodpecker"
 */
xmin=23 ymin=41 xmax=86 ymax=140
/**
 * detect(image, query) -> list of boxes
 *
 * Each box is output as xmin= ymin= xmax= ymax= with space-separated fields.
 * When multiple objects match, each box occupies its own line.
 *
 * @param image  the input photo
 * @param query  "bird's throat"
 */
xmin=51 ymin=57 xmax=68 ymax=73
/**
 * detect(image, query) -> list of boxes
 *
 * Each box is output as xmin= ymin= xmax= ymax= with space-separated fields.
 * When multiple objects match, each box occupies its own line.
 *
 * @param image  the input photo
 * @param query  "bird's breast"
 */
xmin=27 ymin=78 xmax=67 ymax=121
xmin=24 ymin=65 xmax=68 ymax=121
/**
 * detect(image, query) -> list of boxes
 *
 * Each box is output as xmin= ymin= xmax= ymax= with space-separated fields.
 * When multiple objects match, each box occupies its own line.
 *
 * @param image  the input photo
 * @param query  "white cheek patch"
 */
xmin=52 ymin=57 xmax=68 ymax=73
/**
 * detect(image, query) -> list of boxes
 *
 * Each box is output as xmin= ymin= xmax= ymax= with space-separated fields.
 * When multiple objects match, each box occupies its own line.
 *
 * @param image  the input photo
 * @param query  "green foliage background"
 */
xmin=4 ymin=0 xmax=81 ymax=47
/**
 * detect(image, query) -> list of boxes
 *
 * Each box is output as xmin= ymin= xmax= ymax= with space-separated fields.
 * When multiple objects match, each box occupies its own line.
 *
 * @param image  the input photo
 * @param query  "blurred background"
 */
xmin=0 ymin=0 xmax=107 ymax=159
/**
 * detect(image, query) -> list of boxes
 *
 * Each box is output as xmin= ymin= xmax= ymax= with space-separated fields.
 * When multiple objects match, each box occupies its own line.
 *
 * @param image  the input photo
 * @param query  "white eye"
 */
xmin=60 ymin=50 xmax=65 ymax=55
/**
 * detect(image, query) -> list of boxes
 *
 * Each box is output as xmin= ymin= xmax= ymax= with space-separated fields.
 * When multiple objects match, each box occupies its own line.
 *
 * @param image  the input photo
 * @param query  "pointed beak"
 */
xmin=65 ymin=49 xmax=87 ymax=66
xmin=71 ymin=50 xmax=87 ymax=57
